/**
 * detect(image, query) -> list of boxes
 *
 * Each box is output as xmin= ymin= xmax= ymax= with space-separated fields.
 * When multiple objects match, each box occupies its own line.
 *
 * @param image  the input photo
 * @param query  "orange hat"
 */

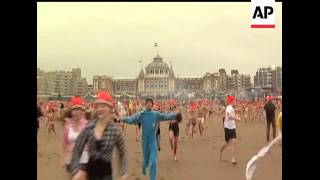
xmin=95 ymin=91 xmax=114 ymax=108
xmin=70 ymin=96 xmax=85 ymax=110
xmin=227 ymin=96 xmax=235 ymax=104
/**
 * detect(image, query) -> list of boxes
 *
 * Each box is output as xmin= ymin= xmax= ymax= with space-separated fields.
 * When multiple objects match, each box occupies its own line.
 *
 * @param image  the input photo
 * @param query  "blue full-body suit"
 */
xmin=122 ymin=109 xmax=177 ymax=180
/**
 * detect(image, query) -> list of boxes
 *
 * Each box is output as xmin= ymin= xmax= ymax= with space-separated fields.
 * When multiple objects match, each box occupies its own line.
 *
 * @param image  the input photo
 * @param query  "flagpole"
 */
xmin=154 ymin=42 xmax=158 ymax=55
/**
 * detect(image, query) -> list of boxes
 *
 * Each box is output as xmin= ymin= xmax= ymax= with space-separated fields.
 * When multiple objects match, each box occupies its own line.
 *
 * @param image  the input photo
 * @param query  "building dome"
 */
xmin=146 ymin=54 xmax=170 ymax=69
xmin=147 ymin=62 xmax=169 ymax=68
xmin=145 ymin=54 xmax=173 ymax=77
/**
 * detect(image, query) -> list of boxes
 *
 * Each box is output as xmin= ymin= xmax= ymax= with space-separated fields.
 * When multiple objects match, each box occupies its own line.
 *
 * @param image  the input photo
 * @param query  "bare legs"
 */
xmin=220 ymin=139 xmax=237 ymax=164
xmin=135 ymin=125 xmax=140 ymax=142
xmin=169 ymin=130 xmax=179 ymax=161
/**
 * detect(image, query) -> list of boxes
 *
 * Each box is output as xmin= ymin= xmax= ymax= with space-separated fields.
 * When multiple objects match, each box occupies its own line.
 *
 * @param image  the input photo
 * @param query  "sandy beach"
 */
xmin=37 ymin=111 xmax=282 ymax=180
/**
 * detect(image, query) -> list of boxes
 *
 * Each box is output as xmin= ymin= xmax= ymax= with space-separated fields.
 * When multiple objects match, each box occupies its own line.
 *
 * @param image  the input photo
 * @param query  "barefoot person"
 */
xmin=70 ymin=91 xmax=128 ymax=180
xmin=188 ymin=103 xmax=197 ymax=139
xmin=168 ymin=100 xmax=180 ymax=161
xmin=47 ymin=108 xmax=57 ymax=137
xmin=120 ymin=98 xmax=182 ymax=180
xmin=220 ymin=95 xmax=240 ymax=165
xmin=197 ymin=105 xmax=206 ymax=136
xmin=62 ymin=96 xmax=89 ymax=177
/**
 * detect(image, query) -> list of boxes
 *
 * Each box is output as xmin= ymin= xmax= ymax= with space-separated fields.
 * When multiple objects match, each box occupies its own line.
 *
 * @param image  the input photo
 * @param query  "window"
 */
xmin=155 ymin=69 xmax=159 ymax=74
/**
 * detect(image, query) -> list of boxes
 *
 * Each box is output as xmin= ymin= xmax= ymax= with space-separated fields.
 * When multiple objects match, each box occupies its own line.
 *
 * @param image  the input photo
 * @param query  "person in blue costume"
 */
xmin=120 ymin=98 xmax=182 ymax=180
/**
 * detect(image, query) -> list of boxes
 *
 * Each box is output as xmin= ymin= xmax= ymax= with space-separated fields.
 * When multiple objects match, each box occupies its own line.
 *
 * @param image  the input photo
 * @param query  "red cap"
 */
xmin=227 ymin=96 xmax=235 ymax=104
xmin=267 ymin=96 xmax=274 ymax=101
xmin=70 ymin=96 xmax=85 ymax=110
xmin=95 ymin=91 xmax=114 ymax=108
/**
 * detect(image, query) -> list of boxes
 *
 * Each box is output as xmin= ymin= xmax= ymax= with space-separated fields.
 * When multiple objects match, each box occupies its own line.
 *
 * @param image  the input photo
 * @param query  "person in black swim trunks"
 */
xmin=188 ymin=104 xmax=197 ymax=139
xmin=168 ymin=101 xmax=180 ymax=161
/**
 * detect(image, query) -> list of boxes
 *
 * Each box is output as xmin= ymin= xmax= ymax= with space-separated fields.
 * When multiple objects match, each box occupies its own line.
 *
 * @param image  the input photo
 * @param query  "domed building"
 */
xmin=137 ymin=54 xmax=175 ymax=95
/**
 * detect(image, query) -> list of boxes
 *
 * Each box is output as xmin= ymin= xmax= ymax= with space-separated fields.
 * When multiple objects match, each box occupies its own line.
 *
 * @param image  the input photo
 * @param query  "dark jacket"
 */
xmin=264 ymin=101 xmax=277 ymax=121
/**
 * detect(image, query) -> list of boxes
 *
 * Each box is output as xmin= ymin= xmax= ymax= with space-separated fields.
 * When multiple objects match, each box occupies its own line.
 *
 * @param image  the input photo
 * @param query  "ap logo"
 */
xmin=251 ymin=0 xmax=275 ymax=28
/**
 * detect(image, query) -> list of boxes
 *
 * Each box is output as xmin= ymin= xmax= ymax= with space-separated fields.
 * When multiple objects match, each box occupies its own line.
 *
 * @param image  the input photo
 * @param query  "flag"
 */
xmin=154 ymin=43 xmax=158 ymax=47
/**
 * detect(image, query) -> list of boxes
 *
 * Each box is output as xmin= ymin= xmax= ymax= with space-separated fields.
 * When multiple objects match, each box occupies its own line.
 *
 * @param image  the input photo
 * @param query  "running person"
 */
xmin=47 ymin=108 xmax=57 ymax=136
xmin=197 ymin=105 xmax=205 ymax=136
xmin=131 ymin=101 xmax=141 ymax=142
xmin=121 ymin=102 xmax=128 ymax=135
xmin=62 ymin=96 xmax=89 ymax=177
xmin=219 ymin=95 xmax=240 ymax=165
xmin=188 ymin=104 xmax=197 ymax=139
xmin=70 ymin=91 xmax=128 ymax=180
xmin=244 ymin=105 xmax=249 ymax=123
xmin=168 ymin=102 xmax=180 ymax=161
xmin=120 ymin=98 xmax=182 ymax=180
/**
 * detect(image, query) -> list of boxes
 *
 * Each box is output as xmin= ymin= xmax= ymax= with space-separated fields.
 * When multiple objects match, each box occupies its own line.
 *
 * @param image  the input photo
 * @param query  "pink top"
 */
xmin=63 ymin=118 xmax=88 ymax=164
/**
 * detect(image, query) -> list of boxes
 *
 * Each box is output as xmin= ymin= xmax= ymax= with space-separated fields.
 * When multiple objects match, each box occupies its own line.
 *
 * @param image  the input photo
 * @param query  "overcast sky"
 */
xmin=37 ymin=2 xmax=282 ymax=84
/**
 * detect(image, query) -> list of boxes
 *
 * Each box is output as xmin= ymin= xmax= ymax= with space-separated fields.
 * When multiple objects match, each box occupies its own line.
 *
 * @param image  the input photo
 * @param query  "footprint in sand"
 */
xmin=131 ymin=172 xmax=137 ymax=176
xmin=134 ymin=177 xmax=141 ymax=180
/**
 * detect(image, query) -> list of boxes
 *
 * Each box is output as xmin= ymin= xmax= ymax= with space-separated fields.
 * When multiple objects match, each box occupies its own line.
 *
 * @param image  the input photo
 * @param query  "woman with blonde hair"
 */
xmin=70 ymin=91 xmax=128 ymax=180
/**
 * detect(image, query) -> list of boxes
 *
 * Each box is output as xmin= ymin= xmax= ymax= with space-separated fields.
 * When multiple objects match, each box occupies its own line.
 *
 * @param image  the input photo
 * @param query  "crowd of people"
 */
xmin=37 ymin=91 xmax=282 ymax=180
